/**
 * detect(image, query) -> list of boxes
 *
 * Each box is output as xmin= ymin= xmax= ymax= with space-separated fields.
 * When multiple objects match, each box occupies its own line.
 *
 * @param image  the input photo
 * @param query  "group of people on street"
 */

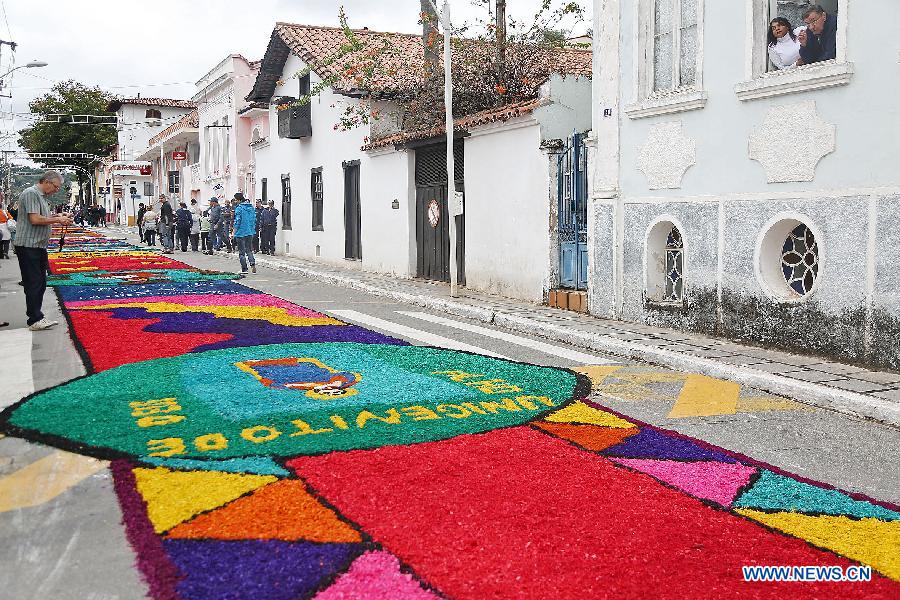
xmin=72 ymin=203 xmax=107 ymax=227
xmin=767 ymin=4 xmax=836 ymax=70
xmin=2 ymin=179 xmax=281 ymax=330
xmin=135 ymin=192 xmax=278 ymax=273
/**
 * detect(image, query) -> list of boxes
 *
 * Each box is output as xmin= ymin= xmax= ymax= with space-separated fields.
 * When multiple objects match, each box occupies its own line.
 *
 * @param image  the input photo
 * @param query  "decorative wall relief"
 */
xmin=749 ymin=100 xmax=835 ymax=183
xmin=637 ymin=122 xmax=696 ymax=189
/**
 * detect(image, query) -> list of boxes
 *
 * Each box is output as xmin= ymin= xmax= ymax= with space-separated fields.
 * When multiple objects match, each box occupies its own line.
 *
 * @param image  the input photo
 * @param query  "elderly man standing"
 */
xmin=15 ymin=170 xmax=73 ymax=331
xmin=798 ymin=5 xmax=837 ymax=65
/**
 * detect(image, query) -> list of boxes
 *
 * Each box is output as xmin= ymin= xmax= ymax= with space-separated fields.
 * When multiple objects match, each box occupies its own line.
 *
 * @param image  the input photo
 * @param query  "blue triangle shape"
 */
xmin=733 ymin=470 xmax=900 ymax=520
xmin=163 ymin=539 xmax=362 ymax=599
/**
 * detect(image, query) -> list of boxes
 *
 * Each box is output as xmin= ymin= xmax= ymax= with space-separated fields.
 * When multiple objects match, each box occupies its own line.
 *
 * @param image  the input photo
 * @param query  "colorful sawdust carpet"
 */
xmin=1 ymin=227 xmax=898 ymax=599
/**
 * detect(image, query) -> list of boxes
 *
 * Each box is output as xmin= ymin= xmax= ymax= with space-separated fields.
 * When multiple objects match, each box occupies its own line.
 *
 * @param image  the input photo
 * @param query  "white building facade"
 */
xmin=101 ymin=98 xmax=197 ymax=224
xmin=194 ymin=55 xmax=260 ymax=207
xmin=590 ymin=0 xmax=900 ymax=369
xmin=247 ymin=24 xmax=591 ymax=303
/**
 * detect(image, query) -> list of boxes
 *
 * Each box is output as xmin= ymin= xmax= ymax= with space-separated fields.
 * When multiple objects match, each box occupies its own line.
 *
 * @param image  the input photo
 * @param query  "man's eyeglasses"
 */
xmin=803 ymin=12 xmax=824 ymax=27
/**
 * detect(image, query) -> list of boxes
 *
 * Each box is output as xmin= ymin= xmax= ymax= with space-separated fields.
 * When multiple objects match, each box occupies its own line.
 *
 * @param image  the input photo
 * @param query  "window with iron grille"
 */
xmin=664 ymin=226 xmax=684 ymax=302
xmin=311 ymin=167 xmax=323 ymax=231
xmin=281 ymin=173 xmax=292 ymax=230
xmin=143 ymin=182 xmax=154 ymax=197
xmin=168 ymin=171 xmax=180 ymax=194
xmin=261 ymin=178 xmax=268 ymax=204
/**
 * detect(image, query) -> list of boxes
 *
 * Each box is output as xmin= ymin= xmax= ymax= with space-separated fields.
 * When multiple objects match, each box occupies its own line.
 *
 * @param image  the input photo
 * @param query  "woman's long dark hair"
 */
xmin=768 ymin=17 xmax=796 ymax=47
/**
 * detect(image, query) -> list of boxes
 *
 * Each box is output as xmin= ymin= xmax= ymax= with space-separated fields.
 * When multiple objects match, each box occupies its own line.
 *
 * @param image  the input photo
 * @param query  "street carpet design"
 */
xmin=1 ymin=227 xmax=898 ymax=599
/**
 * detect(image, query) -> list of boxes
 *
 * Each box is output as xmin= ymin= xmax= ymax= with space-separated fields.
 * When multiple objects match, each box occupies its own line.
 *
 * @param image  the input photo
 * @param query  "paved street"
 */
xmin=1 ymin=228 xmax=898 ymax=598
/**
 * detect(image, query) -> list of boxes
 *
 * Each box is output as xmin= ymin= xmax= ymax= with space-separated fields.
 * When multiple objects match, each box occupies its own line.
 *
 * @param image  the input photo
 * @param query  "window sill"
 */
xmin=644 ymin=299 xmax=687 ymax=312
xmin=735 ymin=61 xmax=854 ymax=101
xmin=312 ymin=226 xmax=323 ymax=232
xmin=624 ymin=89 xmax=708 ymax=120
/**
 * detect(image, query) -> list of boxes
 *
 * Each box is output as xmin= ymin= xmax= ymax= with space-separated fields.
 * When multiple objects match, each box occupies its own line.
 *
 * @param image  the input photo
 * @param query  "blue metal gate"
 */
xmin=557 ymin=132 xmax=588 ymax=290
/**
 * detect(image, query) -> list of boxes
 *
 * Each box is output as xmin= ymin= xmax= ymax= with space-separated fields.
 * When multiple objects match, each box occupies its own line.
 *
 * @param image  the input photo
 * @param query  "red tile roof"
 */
xmin=363 ymin=98 xmax=546 ymax=150
xmin=274 ymin=23 xmax=426 ymax=95
xmin=149 ymin=110 xmax=199 ymax=146
xmin=107 ymin=97 xmax=197 ymax=112
xmin=248 ymin=23 xmax=591 ymax=102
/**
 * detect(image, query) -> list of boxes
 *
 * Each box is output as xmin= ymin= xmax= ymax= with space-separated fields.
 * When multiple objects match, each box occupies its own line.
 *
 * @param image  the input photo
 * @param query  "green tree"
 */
xmin=18 ymin=80 xmax=117 ymax=205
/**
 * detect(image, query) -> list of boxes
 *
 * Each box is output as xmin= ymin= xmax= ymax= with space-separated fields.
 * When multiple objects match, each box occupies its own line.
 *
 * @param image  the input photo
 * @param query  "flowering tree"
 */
xmin=278 ymin=1 xmax=587 ymax=137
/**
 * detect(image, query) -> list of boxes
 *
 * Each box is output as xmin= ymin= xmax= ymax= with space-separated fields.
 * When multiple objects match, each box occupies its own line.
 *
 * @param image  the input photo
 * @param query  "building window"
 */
xmin=168 ymin=171 xmax=180 ymax=194
xmin=145 ymin=109 xmax=162 ymax=120
xmin=222 ymin=116 xmax=230 ymax=172
xmin=261 ymin=178 xmax=268 ymax=204
xmin=143 ymin=182 xmax=154 ymax=197
xmin=626 ymin=0 xmax=706 ymax=119
xmin=653 ymin=0 xmax=698 ymax=92
xmin=736 ymin=0 xmax=850 ymax=100
xmin=311 ymin=168 xmax=323 ymax=231
xmin=645 ymin=218 xmax=686 ymax=305
xmin=664 ymin=226 xmax=684 ymax=302
xmin=299 ymin=73 xmax=311 ymax=97
xmin=281 ymin=173 xmax=292 ymax=230
xmin=756 ymin=215 xmax=822 ymax=302
xmin=781 ymin=223 xmax=818 ymax=296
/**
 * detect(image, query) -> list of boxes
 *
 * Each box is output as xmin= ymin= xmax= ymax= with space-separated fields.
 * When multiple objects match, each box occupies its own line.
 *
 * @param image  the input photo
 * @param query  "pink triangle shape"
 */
xmin=315 ymin=550 xmax=437 ymax=600
xmin=614 ymin=459 xmax=757 ymax=507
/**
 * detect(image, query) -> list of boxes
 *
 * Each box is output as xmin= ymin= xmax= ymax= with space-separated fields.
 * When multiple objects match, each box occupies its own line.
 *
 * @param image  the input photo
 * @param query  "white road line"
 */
xmin=330 ymin=310 xmax=514 ymax=360
xmin=398 ymin=311 xmax=616 ymax=365
xmin=0 ymin=328 xmax=34 ymax=408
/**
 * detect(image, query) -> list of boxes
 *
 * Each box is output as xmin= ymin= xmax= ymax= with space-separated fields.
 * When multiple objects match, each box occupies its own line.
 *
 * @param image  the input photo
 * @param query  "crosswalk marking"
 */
xmin=330 ymin=310 xmax=513 ymax=360
xmin=397 ymin=311 xmax=617 ymax=365
xmin=0 ymin=328 xmax=34 ymax=408
xmin=0 ymin=451 xmax=107 ymax=512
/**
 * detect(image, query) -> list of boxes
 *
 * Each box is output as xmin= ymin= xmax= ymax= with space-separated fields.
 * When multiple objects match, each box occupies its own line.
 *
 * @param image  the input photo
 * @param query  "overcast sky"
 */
xmin=0 ymin=0 xmax=591 ymax=152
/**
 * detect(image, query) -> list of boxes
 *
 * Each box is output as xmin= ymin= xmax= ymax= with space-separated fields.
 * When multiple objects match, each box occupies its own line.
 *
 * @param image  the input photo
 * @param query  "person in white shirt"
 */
xmin=767 ymin=17 xmax=804 ymax=70
xmin=142 ymin=206 xmax=158 ymax=246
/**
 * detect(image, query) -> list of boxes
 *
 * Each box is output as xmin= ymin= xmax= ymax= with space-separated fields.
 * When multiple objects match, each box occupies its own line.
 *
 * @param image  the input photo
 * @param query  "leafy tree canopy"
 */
xmin=18 ymin=80 xmax=117 ymax=202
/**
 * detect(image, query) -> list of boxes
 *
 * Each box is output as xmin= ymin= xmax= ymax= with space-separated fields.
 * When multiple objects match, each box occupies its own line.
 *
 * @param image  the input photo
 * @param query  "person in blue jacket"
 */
xmin=230 ymin=192 xmax=257 ymax=274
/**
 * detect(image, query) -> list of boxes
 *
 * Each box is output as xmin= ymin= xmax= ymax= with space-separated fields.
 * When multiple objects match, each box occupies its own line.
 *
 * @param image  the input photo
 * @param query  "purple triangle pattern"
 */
xmin=162 ymin=538 xmax=362 ymax=600
xmin=602 ymin=426 xmax=738 ymax=463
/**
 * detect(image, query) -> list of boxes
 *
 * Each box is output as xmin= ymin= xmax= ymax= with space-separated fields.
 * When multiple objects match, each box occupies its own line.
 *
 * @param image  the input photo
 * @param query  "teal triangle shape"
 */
xmin=733 ymin=470 xmax=900 ymax=521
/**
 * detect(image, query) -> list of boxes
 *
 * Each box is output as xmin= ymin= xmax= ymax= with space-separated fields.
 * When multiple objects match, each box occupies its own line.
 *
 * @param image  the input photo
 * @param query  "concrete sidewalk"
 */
xmin=111 ymin=226 xmax=900 ymax=427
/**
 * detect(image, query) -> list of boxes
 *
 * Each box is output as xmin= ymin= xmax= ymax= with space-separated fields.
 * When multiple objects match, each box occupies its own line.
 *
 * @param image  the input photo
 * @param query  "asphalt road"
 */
xmin=1 ymin=238 xmax=898 ymax=598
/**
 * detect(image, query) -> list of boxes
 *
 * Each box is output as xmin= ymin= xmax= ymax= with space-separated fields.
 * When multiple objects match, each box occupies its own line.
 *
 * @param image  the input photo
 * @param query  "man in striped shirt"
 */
xmin=15 ymin=170 xmax=73 ymax=330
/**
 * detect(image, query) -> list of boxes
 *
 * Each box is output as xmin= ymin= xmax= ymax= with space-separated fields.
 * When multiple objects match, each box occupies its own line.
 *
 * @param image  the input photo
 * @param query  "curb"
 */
xmin=243 ymin=253 xmax=899 ymax=428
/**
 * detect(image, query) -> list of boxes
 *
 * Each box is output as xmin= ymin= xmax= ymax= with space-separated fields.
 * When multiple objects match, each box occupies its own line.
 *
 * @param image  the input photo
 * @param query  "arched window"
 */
xmin=664 ymin=226 xmax=684 ymax=302
xmin=251 ymin=127 xmax=261 ymax=144
xmin=781 ymin=223 xmax=818 ymax=296
xmin=145 ymin=109 xmax=162 ymax=120
xmin=645 ymin=219 xmax=686 ymax=304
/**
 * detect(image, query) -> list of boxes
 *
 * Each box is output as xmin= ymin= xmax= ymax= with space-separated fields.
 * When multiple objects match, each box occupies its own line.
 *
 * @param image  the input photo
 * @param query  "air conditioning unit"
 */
xmin=276 ymin=96 xmax=311 ymax=139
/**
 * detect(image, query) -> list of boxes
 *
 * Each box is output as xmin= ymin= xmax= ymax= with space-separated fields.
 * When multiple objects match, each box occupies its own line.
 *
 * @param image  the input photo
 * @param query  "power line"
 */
xmin=0 ymin=0 xmax=11 ymax=39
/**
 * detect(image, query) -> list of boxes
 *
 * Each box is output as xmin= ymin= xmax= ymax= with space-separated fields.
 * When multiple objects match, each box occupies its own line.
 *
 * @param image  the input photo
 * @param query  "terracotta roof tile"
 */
xmin=274 ymin=23 xmax=426 ymax=95
xmin=149 ymin=110 xmax=199 ymax=146
xmin=258 ymin=23 xmax=591 ymax=99
xmin=363 ymin=98 xmax=546 ymax=151
xmin=107 ymin=97 xmax=197 ymax=112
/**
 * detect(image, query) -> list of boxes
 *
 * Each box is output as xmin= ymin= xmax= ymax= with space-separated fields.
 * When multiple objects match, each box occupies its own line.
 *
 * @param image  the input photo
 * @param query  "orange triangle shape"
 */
xmin=166 ymin=479 xmax=362 ymax=543
xmin=533 ymin=421 xmax=639 ymax=451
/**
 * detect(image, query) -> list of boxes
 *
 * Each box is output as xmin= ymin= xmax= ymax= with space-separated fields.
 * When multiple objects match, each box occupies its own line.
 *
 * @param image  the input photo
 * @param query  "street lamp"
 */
xmin=0 ymin=60 xmax=48 ymax=96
